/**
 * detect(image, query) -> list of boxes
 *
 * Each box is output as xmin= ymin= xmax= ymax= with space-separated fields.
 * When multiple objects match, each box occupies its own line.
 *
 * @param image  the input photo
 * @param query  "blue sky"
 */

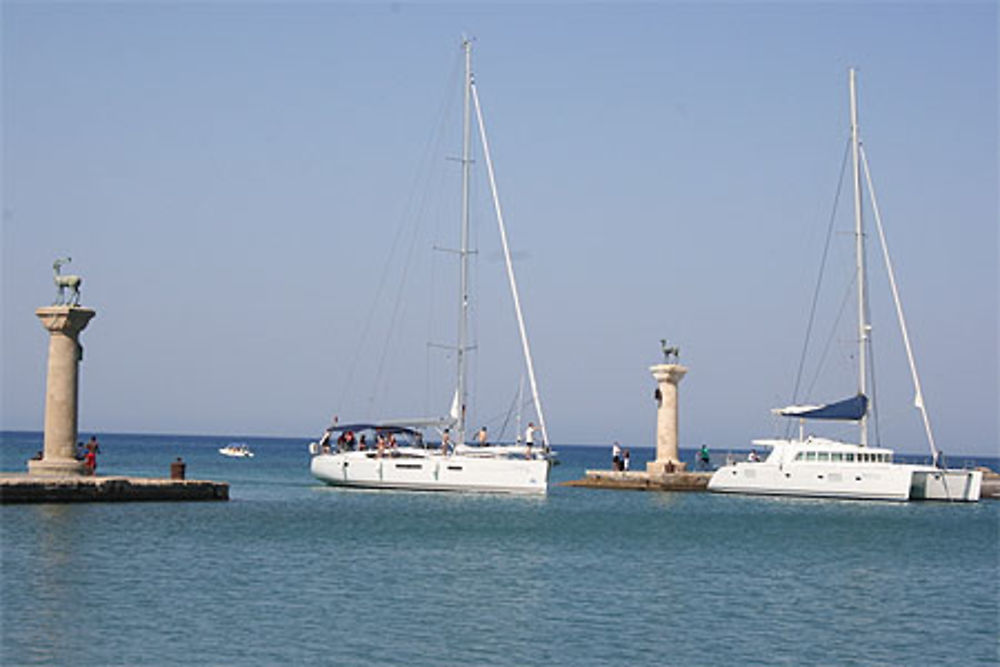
xmin=2 ymin=2 xmax=996 ymax=456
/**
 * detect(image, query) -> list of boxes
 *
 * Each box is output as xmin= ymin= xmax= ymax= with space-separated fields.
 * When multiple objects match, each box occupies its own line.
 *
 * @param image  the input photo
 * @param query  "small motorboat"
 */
xmin=219 ymin=443 xmax=254 ymax=458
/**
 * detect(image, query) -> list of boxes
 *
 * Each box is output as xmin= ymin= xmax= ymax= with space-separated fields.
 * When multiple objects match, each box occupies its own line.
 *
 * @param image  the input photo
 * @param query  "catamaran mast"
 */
xmin=455 ymin=38 xmax=473 ymax=446
xmin=849 ymin=67 xmax=869 ymax=447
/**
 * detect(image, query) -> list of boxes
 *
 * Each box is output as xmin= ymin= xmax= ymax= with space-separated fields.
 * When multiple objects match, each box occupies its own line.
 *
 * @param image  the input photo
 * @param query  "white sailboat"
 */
xmin=309 ymin=39 xmax=551 ymax=494
xmin=708 ymin=69 xmax=981 ymax=502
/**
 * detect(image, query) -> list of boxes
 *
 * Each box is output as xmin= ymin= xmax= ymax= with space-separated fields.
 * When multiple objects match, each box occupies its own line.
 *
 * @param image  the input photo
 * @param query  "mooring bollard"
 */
xmin=170 ymin=457 xmax=186 ymax=480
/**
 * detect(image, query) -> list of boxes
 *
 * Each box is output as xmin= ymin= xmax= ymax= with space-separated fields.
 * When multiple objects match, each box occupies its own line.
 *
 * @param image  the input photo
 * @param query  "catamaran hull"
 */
xmin=909 ymin=468 xmax=982 ymax=501
xmin=708 ymin=463 xmax=981 ymax=502
xmin=311 ymin=453 xmax=549 ymax=494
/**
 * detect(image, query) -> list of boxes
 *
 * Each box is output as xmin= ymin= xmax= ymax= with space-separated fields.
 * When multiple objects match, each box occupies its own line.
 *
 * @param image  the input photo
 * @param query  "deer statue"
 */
xmin=660 ymin=339 xmax=680 ymax=364
xmin=52 ymin=257 xmax=82 ymax=306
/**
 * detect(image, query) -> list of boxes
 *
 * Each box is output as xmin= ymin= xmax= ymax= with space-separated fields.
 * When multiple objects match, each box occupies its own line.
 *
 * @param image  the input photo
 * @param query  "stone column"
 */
xmin=646 ymin=363 xmax=688 ymax=475
xmin=29 ymin=306 xmax=96 ymax=476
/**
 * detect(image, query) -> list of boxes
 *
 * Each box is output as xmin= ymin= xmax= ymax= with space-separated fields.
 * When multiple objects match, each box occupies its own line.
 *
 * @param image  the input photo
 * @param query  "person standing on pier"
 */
xmin=612 ymin=441 xmax=622 ymax=471
xmin=699 ymin=444 xmax=711 ymax=470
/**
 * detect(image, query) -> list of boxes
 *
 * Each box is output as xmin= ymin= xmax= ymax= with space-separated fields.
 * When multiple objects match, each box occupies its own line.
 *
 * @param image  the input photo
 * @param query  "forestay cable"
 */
xmin=470 ymin=81 xmax=551 ymax=447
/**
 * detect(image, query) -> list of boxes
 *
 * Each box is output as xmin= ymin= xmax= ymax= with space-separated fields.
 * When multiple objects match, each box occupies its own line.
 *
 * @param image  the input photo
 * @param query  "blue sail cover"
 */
xmin=776 ymin=394 xmax=868 ymax=421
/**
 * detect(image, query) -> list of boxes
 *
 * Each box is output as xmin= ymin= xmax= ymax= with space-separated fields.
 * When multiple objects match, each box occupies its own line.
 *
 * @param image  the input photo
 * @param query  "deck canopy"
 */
xmin=773 ymin=393 xmax=868 ymax=421
xmin=323 ymin=423 xmax=423 ymax=437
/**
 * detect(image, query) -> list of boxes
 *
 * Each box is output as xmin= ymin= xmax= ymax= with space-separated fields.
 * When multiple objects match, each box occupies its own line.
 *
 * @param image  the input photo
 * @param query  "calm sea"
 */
xmin=2 ymin=431 xmax=997 ymax=666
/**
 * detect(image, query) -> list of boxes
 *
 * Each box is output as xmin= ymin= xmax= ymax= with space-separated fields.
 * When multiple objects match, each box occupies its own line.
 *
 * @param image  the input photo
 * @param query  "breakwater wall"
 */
xmin=562 ymin=470 xmax=711 ymax=491
xmin=0 ymin=475 xmax=229 ymax=504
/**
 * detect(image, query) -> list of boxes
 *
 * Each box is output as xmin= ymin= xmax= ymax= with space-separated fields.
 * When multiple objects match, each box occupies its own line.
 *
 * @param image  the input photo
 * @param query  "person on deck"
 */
xmin=477 ymin=427 xmax=488 ymax=446
xmin=524 ymin=423 xmax=539 ymax=459
xmin=318 ymin=429 xmax=332 ymax=453
xmin=441 ymin=429 xmax=451 ymax=456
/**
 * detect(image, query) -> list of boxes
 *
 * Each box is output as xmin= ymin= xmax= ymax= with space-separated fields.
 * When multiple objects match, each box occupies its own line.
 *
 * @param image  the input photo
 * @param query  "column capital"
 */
xmin=649 ymin=363 xmax=688 ymax=385
xmin=36 ymin=306 xmax=96 ymax=336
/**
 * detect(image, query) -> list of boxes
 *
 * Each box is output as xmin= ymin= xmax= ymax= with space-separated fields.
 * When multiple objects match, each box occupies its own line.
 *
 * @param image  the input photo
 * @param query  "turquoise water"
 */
xmin=2 ymin=432 xmax=998 ymax=665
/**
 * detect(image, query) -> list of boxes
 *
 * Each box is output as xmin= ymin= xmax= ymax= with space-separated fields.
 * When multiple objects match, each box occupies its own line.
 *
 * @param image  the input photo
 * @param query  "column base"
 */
xmin=28 ymin=459 xmax=88 ymax=477
xmin=646 ymin=460 xmax=688 ymax=475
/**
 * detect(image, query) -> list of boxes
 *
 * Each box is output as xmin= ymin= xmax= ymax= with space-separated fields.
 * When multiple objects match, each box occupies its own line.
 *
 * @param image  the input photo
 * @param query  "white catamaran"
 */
xmin=708 ymin=69 xmax=981 ymax=502
xmin=309 ymin=40 xmax=552 ymax=494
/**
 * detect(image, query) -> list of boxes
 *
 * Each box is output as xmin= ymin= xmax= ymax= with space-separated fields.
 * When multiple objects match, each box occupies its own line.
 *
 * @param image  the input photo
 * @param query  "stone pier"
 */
xmin=646 ymin=363 xmax=688 ymax=475
xmin=0 ymin=475 xmax=229 ymax=504
xmin=29 ymin=306 xmax=95 ymax=476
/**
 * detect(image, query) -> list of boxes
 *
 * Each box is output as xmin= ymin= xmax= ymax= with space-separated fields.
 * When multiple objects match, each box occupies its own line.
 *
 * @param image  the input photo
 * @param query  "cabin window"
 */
xmin=396 ymin=463 xmax=422 ymax=470
xmin=447 ymin=466 xmax=463 ymax=471
xmin=794 ymin=452 xmax=804 ymax=461
xmin=818 ymin=452 xmax=830 ymax=462
xmin=832 ymin=453 xmax=843 ymax=462
xmin=806 ymin=451 xmax=817 ymax=462
xmin=886 ymin=454 xmax=892 ymax=463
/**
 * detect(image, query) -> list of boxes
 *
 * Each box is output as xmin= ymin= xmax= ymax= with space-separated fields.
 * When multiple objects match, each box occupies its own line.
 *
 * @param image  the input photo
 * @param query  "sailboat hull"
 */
xmin=311 ymin=450 xmax=549 ymax=494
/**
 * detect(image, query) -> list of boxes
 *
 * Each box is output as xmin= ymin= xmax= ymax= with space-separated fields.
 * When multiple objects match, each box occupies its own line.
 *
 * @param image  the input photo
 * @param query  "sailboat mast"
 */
xmin=455 ymin=38 xmax=473 ymax=446
xmin=849 ymin=67 xmax=869 ymax=447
